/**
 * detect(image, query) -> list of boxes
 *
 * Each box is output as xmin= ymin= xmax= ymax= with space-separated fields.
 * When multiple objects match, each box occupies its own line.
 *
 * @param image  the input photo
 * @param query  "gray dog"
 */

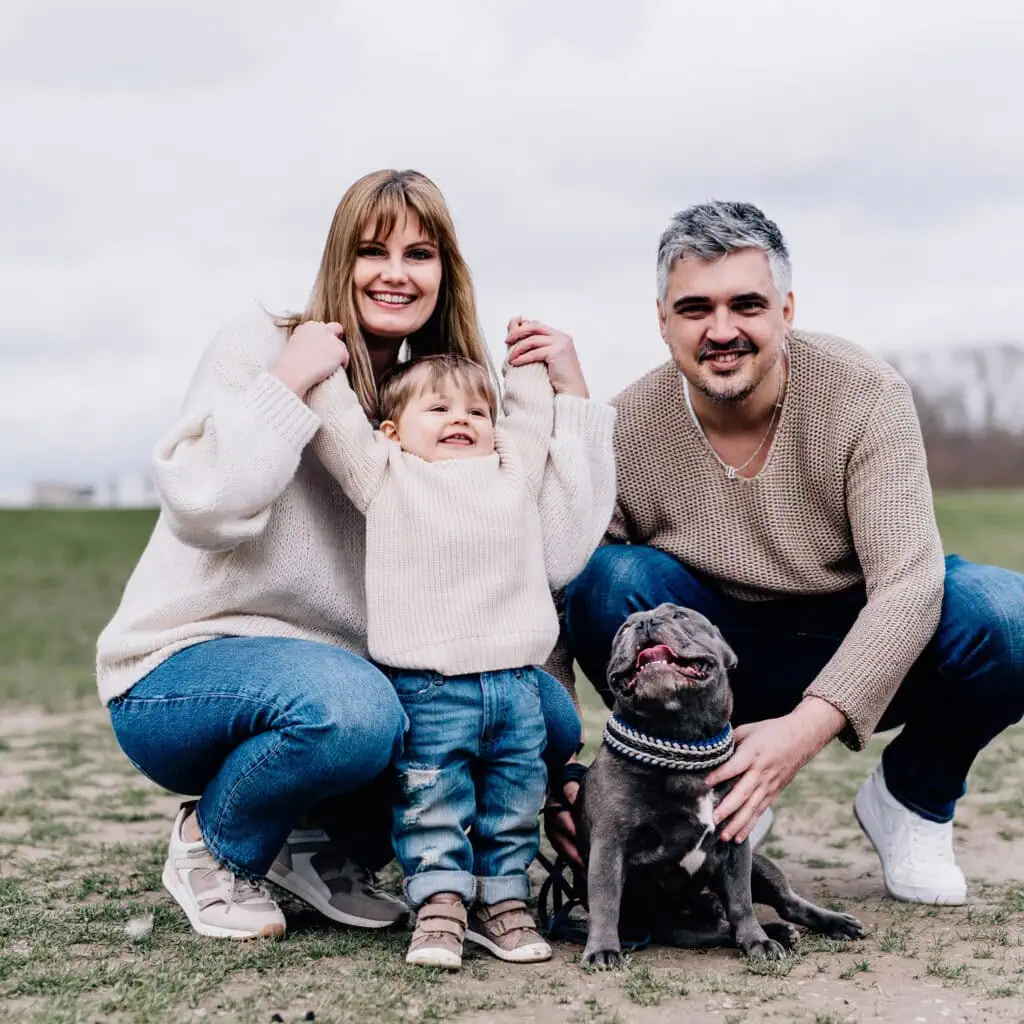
xmin=575 ymin=603 xmax=864 ymax=968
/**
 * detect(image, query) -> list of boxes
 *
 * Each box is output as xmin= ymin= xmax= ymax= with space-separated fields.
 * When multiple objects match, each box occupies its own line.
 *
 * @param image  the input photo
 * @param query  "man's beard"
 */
xmin=692 ymin=344 xmax=782 ymax=406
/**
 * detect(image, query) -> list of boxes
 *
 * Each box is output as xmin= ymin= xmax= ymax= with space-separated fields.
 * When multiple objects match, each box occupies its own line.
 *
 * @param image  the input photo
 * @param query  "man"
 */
xmin=562 ymin=200 xmax=1024 ymax=904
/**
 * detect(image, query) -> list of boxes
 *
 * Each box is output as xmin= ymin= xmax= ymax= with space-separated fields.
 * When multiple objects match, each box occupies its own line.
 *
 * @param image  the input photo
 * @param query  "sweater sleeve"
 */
xmin=152 ymin=319 xmax=321 ymax=551
xmin=495 ymin=362 xmax=555 ymax=494
xmin=306 ymin=368 xmax=390 ymax=513
xmin=538 ymin=395 xmax=618 ymax=589
xmin=804 ymin=377 xmax=945 ymax=748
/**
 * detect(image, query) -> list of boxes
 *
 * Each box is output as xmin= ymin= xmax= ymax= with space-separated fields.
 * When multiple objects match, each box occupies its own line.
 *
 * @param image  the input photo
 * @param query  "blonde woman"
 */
xmin=97 ymin=169 xmax=615 ymax=941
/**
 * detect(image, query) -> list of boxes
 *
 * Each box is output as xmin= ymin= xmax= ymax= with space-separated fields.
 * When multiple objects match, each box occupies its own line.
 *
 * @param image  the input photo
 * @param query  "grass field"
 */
xmin=2 ymin=495 xmax=1024 ymax=1023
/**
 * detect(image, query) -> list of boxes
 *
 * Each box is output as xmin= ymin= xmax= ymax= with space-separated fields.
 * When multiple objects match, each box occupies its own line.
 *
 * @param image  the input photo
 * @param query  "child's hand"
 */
xmin=272 ymin=321 xmax=349 ymax=399
xmin=505 ymin=318 xmax=589 ymax=399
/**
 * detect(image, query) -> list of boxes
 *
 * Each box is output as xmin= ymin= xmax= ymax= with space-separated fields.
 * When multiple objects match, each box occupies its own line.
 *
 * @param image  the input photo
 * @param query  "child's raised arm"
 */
xmin=536 ymin=394 xmax=617 ymax=589
xmin=496 ymin=361 xmax=555 ymax=495
xmin=306 ymin=369 xmax=390 ymax=513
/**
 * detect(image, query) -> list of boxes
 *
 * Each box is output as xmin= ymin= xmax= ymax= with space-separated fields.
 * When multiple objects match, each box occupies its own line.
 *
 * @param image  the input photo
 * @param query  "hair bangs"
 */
xmin=362 ymin=180 xmax=442 ymax=247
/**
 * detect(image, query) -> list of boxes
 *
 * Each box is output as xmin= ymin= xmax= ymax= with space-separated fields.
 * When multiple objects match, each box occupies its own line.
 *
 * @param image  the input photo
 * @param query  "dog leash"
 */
xmin=539 ymin=761 xmax=651 ymax=950
xmin=602 ymin=717 xmax=735 ymax=771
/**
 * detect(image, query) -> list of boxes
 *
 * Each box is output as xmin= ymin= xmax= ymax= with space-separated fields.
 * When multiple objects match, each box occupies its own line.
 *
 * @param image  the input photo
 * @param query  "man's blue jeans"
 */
xmin=390 ymin=667 xmax=552 ymax=907
xmin=108 ymin=637 xmax=580 ymax=881
xmin=565 ymin=546 xmax=1024 ymax=823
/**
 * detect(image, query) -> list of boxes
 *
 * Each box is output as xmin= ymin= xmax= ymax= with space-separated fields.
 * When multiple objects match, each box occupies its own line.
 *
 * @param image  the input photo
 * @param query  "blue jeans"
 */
xmin=108 ymin=637 xmax=581 ymax=880
xmin=390 ymin=667 xmax=556 ymax=908
xmin=565 ymin=546 xmax=1024 ymax=823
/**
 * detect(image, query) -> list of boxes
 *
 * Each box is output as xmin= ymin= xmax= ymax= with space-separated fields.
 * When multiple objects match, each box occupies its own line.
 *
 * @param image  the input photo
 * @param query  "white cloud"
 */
xmin=2 ymin=0 xmax=1023 ymax=485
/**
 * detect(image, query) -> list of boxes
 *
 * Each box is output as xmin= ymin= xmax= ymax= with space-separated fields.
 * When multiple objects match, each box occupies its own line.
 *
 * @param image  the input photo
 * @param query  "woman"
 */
xmin=97 ymin=169 xmax=615 ymax=940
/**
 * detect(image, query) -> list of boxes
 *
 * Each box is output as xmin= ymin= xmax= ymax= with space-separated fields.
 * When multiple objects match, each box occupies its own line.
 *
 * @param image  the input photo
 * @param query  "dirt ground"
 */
xmin=2 ymin=708 xmax=1024 ymax=1024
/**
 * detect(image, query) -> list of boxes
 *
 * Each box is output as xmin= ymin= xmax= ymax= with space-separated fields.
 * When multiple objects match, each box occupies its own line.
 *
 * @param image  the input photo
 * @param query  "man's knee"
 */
xmin=939 ymin=557 xmax=1024 ymax=694
xmin=566 ymin=544 xmax=686 ymax=628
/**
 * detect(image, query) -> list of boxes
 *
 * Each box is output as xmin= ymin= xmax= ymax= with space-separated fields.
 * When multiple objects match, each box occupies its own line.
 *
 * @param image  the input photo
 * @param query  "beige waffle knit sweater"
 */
xmin=308 ymin=362 xmax=611 ymax=673
xmin=95 ymin=312 xmax=616 ymax=704
xmin=609 ymin=330 xmax=945 ymax=748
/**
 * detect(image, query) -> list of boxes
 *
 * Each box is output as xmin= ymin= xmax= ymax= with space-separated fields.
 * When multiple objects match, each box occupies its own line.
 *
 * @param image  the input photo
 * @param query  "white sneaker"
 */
xmin=854 ymin=763 xmax=966 ymax=905
xmin=162 ymin=802 xmax=286 ymax=939
xmin=749 ymin=807 xmax=774 ymax=850
xmin=267 ymin=828 xmax=409 ymax=929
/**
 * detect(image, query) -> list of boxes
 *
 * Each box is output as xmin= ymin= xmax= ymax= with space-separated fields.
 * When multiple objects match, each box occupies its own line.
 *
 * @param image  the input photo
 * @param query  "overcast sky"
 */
xmin=2 ymin=0 xmax=1022 ymax=488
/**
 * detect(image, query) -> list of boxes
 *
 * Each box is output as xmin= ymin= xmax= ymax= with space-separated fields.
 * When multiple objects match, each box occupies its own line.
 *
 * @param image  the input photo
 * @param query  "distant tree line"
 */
xmin=893 ymin=344 xmax=1024 ymax=489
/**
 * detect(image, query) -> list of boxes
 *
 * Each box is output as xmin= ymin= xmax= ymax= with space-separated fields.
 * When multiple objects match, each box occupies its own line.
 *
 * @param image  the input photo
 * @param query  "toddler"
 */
xmin=309 ymin=352 xmax=608 ymax=969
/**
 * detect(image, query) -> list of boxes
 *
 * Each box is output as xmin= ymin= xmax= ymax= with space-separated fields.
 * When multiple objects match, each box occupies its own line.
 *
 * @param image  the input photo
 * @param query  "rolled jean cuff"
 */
xmin=476 ymin=872 xmax=531 ymax=905
xmin=404 ymin=869 xmax=476 ymax=909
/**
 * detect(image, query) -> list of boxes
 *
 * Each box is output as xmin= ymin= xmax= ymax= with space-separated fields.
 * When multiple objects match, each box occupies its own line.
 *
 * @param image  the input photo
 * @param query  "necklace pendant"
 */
xmin=725 ymin=465 xmax=737 ymax=480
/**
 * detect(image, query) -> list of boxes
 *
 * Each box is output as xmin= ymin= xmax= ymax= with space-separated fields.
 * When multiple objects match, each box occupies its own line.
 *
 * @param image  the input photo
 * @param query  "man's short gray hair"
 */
xmin=656 ymin=201 xmax=792 ymax=303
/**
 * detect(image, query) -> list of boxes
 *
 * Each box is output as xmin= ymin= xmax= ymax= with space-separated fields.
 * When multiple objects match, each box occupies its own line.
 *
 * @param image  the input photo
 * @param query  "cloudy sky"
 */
xmin=3 ymin=0 xmax=1022 ymax=490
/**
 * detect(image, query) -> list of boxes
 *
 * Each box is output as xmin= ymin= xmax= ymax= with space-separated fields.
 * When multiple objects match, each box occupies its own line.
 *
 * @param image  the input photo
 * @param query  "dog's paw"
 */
xmin=741 ymin=937 xmax=787 ymax=961
xmin=582 ymin=946 xmax=624 ymax=970
xmin=822 ymin=912 xmax=865 ymax=940
xmin=762 ymin=921 xmax=800 ymax=949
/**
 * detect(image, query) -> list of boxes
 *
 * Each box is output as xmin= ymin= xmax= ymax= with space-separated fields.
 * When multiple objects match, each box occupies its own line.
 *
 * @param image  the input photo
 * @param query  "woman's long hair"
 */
xmin=278 ymin=169 xmax=492 ymax=418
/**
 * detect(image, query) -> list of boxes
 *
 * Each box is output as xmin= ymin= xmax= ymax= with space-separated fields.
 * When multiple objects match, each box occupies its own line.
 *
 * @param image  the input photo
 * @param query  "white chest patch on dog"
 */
xmin=680 ymin=793 xmax=717 ymax=875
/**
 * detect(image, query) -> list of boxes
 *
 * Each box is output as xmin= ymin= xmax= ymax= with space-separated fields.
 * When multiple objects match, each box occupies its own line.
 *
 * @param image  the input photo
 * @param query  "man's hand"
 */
xmin=505 ymin=318 xmax=589 ymax=399
xmin=706 ymin=697 xmax=846 ymax=843
xmin=543 ymin=778 xmax=584 ymax=868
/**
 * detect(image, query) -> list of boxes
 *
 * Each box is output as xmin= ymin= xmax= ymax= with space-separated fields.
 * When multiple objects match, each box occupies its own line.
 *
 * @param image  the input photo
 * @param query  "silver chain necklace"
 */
xmin=682 ymin=351 xmax=788 ymax=481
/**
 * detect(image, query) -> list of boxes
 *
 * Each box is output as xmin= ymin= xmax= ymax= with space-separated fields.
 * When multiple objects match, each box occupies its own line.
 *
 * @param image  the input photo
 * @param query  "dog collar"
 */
xmin=602 ymin=716 xmax=735 ymax=771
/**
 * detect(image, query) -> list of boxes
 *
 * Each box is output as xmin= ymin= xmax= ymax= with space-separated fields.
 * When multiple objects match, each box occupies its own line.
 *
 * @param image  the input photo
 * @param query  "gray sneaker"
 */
xmin=266 ymin=828 xmax=409 ymax=928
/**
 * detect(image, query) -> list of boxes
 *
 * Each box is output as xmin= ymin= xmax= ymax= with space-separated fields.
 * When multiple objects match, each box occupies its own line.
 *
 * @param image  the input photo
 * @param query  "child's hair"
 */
xmin=378 ymin=354 xmax=498 ymax=424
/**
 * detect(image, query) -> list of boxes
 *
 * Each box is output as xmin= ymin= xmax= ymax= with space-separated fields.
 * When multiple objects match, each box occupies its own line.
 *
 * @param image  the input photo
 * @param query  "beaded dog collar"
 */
xmin=602 ymin=715 xmax=735 ymax=772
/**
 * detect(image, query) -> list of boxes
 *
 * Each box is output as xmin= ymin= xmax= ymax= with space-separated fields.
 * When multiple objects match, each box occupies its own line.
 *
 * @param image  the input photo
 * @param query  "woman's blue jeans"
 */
xmin=565 ymin=546 xmax=1024 ymax=824
xmin=108 ymin=637 xmax=581 ymax=880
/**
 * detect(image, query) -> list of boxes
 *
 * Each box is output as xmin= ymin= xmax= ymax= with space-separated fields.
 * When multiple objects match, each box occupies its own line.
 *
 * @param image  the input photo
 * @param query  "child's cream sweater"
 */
xmin=307 ymin=361 xmax=611 ymax=674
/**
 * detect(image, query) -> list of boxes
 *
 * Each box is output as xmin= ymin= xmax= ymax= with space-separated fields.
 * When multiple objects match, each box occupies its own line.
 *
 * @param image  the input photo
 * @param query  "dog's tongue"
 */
xmin=636 ymin=644 xmax=674 ymax=668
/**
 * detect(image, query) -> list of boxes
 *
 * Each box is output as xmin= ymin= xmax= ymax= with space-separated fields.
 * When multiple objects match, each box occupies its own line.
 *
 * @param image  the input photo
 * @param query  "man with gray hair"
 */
xmin=558 ymin=200 xmax=1024 ymax=905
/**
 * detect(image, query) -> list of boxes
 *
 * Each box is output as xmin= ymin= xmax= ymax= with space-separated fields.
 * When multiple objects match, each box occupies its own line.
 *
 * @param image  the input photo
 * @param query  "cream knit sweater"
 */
xmin=307 ymin=362 xmax=607 ymax=673
xmin=95 ymin=312 xmax=617 ymax=705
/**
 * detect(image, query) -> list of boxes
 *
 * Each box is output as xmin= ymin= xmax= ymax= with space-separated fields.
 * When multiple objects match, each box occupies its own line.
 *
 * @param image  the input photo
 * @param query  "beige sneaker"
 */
xmin=465 ymin=899 xmax=552 ymax=963
xmin=161 ymin=802 xmax=286 ymax=940
xmin=406 ymin=896 xmax=467 ymax=970
xmin=267 ymin=828 xmax=409 ymax=928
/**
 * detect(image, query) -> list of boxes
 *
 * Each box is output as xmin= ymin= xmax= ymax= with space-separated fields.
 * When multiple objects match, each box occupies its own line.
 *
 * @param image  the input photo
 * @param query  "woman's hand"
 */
xmin=505 ymin=318 xmax=589 ymax=399
xmin=272 ymin=321 xmax=349 ymax=399
xmin=543 ymin=777 xmax=584 ymax=868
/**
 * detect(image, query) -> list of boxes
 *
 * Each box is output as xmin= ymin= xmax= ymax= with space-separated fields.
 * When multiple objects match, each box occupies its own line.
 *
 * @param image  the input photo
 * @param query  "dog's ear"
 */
xmin=712 ymin=626 xmax=738 ymax=671
xmin=605 ymin=619 xmax=633 ymax=685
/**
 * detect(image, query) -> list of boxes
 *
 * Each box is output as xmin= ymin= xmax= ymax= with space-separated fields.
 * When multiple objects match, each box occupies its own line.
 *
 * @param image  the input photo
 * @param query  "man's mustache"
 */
xmin=698 ymin=338 xmax=757 ymax=362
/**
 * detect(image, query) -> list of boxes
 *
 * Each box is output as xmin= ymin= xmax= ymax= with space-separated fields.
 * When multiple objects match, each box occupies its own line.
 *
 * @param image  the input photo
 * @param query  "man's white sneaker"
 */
xmin=267 ymin=828 xmax=409 ymax=929
xmin=162 ymin=802 xmax=286 ymax=939
xmin=854 ymin=763 xmax=966 ymax=905
xmin=749 ymin=807 xmax=774 ymax=850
